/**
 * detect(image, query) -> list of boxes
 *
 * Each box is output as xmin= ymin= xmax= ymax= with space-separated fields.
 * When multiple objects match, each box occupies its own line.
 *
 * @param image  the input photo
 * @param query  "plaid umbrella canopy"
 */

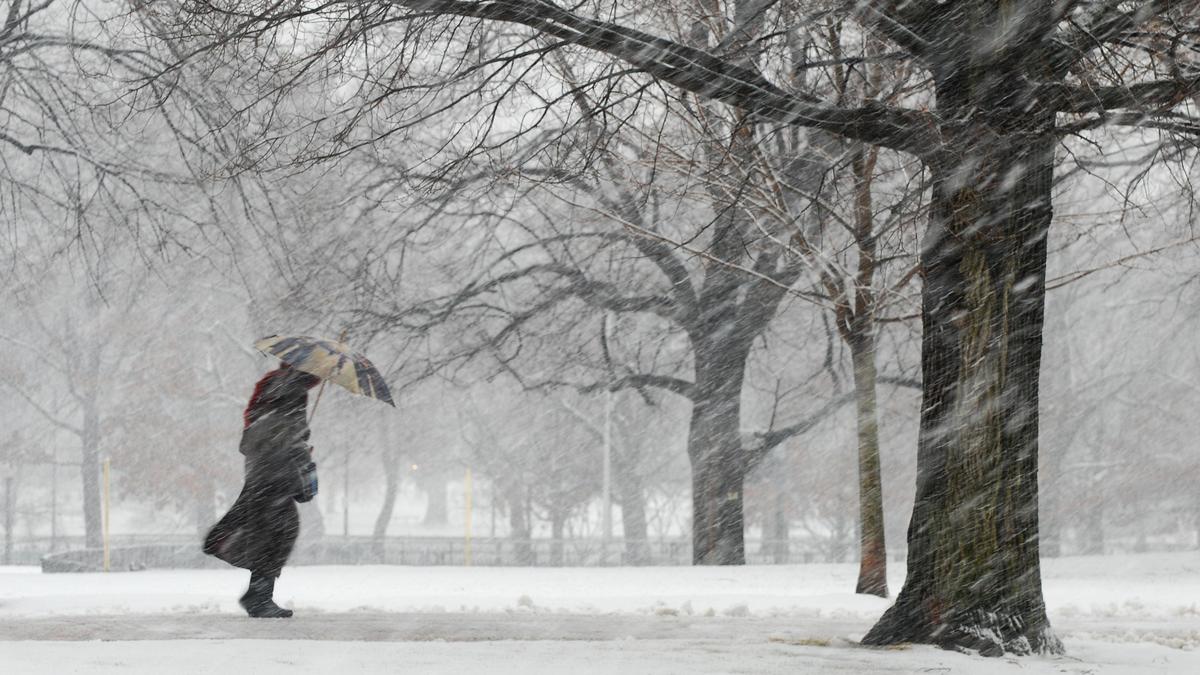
xmin=254 ymin=335 xmax=395 ymax=412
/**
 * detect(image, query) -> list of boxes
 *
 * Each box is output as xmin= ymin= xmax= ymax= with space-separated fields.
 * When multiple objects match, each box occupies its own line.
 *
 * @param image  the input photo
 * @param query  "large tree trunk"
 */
xmin=616 ymin=463 xmax=650 ymax=565
xmin=687 ymin=354 xmax=749 ymax=565
xmin=682 ymin=107 xmax=775 ymax=566
xmin=373 ymin=464 xmax=399 ymax=540
xmin=850 ymin=331 xmax=887 ymax=597
xmin=373 ymin=448 xmax=401 ymax=559
xmin=863 ymin=109 xmax=1061 ymax=654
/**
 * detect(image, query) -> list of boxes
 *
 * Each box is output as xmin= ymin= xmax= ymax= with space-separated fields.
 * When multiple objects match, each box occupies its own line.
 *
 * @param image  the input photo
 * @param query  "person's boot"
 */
xmin=239 ymin=573 xmax=294 ymax=618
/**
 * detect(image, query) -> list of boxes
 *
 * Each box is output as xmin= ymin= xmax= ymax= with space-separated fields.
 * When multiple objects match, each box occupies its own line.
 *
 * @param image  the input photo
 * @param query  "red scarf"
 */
xmin=243 ymin=367 xmax=289 ymax=429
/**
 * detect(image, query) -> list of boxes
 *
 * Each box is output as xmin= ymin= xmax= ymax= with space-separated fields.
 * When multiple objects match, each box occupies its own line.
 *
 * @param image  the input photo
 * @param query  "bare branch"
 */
xmin=582 ymin=373 xmax=694 ymax=399
xmin=394 ymin=0 xmax=936 ymax=154
xmin=747 ymin=390 xmax=854 ymax=466
xmin=1 ymin=382 xmax=83 ymax=437
xmin=1046 ymin=76 xmax=1200 ymax=114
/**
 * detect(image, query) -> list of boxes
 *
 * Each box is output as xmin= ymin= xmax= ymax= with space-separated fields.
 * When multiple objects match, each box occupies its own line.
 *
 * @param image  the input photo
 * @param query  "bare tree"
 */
xmin=150 ymin=0 xmax=1200 ymax=655
xmin=457 ymin=386 xmax=602 ymax=564
xmin=332 ymin=40 xmax=921 ymax=576
xmin=1 ymin=266 xmax=154 ymax=548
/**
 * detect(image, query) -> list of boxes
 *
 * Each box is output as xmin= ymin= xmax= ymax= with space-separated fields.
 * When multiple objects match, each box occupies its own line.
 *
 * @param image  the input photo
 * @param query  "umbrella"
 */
xmin=254 ymin=335 xmax=395 ymax=420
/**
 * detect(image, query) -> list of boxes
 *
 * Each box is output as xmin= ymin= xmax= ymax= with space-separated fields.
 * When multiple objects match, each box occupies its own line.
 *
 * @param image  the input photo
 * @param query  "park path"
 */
xmin=0 ymin=612 xmax=861 ymax=642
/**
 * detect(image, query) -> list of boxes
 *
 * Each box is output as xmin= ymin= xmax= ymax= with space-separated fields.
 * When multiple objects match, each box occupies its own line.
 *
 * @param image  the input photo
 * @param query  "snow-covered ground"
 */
xmin=1 ymin=552 xmax=1197 ymax=673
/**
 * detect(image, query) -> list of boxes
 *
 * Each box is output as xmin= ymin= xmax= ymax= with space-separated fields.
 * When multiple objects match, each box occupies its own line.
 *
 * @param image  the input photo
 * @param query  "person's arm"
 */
xmin=290 ymin=441 xmax=318 ymax=503
xmin=287 ymin=422 xmax=318 ymax=501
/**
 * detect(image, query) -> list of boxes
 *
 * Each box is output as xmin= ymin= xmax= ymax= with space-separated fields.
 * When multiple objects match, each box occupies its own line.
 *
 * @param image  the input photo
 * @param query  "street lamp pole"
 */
xmin=601 ymin=313 xmax=614 ymax=551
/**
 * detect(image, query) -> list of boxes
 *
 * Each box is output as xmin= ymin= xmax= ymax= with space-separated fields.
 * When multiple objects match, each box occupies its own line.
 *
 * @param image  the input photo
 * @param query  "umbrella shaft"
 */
xmin=309 ymin=379 xmax=329 ymax=425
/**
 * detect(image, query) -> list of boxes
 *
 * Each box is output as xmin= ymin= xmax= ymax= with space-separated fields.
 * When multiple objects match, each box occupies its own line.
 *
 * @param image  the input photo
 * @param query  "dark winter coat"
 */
xmin=203 ymin=367 xmax=318 ymax=578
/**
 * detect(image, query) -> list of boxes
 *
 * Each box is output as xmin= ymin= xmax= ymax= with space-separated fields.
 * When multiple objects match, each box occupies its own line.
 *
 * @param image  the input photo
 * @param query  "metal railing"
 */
xmin=33 ymin=535 xmax=850 ymax=572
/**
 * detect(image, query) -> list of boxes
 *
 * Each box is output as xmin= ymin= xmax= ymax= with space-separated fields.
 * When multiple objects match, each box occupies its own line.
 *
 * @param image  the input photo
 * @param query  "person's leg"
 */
xmin=239 ymin=571 xmax=293 ymax=618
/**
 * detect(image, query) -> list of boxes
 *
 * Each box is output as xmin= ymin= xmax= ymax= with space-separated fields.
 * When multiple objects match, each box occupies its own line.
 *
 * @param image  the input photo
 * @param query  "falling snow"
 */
xmin=2 ymin=0 xmax=1199 ymax=672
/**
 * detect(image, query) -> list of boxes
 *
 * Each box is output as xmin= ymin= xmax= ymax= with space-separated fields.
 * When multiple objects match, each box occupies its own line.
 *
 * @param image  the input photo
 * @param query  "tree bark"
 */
xmin=373 ymin=449 xmax=400 ymax=558
xmin=690 ymin=451 xmax=744 ymax=565
xmin=616 ymin=462 xmax=650 ymax=565
xmin=863 ymin=110 xmax=1062 ymax=654
xmin=687 ymin=352 xmax=750 ymax=565
xmin=850 ymin=331 xmax=888 ymax=597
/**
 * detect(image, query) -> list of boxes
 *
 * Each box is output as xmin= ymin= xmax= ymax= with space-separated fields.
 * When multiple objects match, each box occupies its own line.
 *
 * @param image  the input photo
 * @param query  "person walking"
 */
xmin=204 ymin=363 xmax=320 ymax=618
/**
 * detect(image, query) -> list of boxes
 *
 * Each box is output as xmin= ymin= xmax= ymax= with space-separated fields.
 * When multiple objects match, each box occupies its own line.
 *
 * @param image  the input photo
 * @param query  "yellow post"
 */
xmin=102 ymin=457 xmax=111 ymax=573
xmin=464 ymin=468 xmax=473 ymax=567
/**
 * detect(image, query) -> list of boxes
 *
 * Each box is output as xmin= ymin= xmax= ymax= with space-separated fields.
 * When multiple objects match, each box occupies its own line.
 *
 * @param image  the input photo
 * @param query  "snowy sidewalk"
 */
xmin=0 ymin=553 xmax=1197 ymax=673
xmin=0 ymin=619 xmax=1194 ymax=674
xmin=0 ymin=612 xmax=863 ymax=641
